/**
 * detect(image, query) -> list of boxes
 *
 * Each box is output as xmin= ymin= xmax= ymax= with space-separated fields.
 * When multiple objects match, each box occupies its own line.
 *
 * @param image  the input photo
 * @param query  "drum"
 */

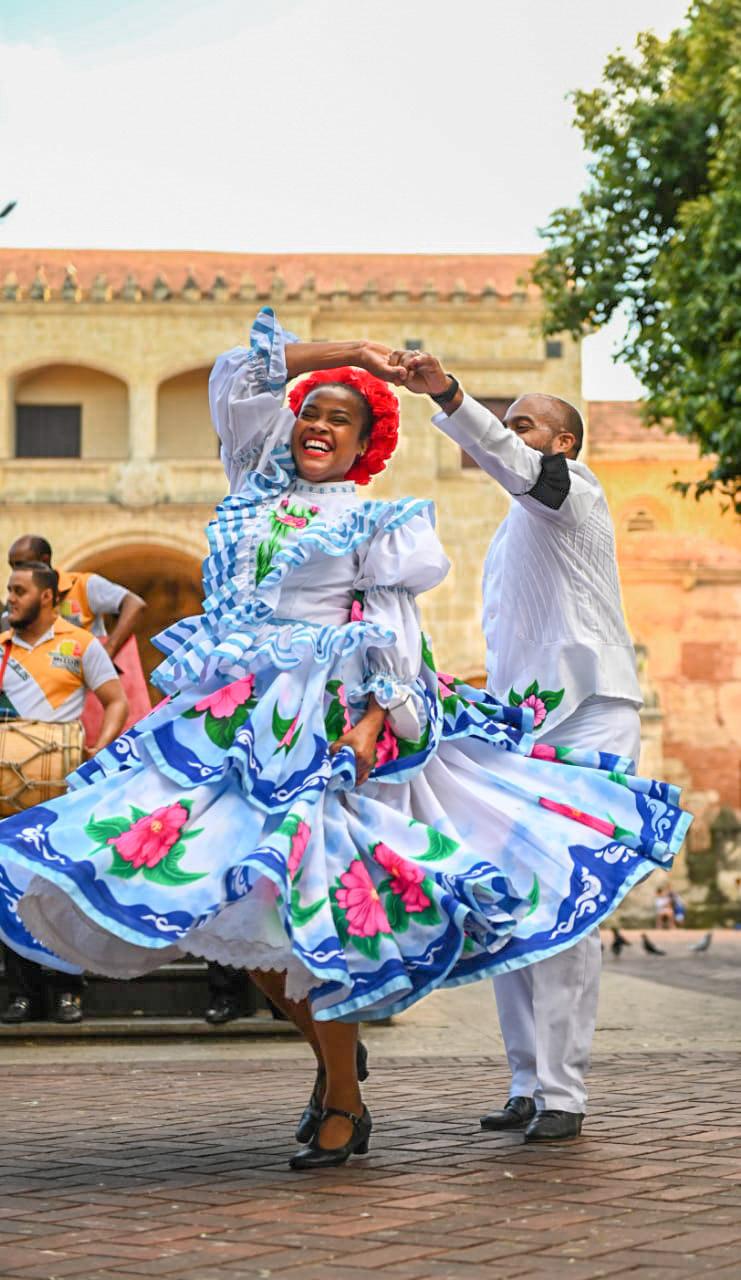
xmin=0 ymin=719 xmax=85 ymax=818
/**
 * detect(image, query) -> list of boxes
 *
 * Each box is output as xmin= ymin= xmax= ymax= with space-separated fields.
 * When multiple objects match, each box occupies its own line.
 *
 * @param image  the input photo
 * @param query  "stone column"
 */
xmin=128 ymin=380 xmax=158 ymax=460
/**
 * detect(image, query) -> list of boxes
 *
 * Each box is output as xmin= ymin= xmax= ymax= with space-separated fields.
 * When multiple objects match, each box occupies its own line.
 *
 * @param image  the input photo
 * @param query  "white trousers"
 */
xmin=493 ymin=696 xmax=642 ymax=1114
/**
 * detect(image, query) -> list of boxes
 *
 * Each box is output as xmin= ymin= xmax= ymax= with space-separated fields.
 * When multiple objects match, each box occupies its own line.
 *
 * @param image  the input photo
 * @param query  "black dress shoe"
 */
xmin=52 ymin=992 xmax=83 ymax=1024
xmin=524 ymin=1110 xmax=584 ymax=1142
xmin=480 ymin=1095 xmax=536 ymax=1131
xmin=290 ymin=1106 xmax=372 ymax=1170
xmin=1 ymin=996 xmax=38 ymax=1024
xmin=204 ymin=995 xmax=240 ymax=1025
xmin=295 ymin=1040 xmax=369 ymax=1143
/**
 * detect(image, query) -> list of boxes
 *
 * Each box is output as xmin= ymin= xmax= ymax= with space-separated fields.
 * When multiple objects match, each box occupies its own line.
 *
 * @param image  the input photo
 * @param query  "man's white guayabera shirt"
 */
xmin=433 ymin=396 xmax=642 ymax=736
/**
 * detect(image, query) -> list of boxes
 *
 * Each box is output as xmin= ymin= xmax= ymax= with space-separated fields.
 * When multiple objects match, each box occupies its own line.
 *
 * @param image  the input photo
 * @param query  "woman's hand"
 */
xmin=328 ymin=695 xmax=387 ymax=786
xmin=386 ymin=349 xmax=451 ymax=397
xmin=358 ymin=340 xmax=409 ymax=385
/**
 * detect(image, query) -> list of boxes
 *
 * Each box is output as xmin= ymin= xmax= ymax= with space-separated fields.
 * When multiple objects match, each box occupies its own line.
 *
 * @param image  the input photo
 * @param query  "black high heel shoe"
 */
xmin=289 ymin=1106 xmax=372 ymax=1170
xmin=294 ymin=1040 xmax=369 ymax=1144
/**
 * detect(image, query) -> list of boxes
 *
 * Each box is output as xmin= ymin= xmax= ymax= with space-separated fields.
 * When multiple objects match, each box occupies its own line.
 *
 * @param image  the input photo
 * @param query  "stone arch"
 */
xmin=157 ymin=366 xmax=216 ymax=460
xmin=13 ymin=362 xmax=129 ymax=460
xmin=69 ymin=539 xmax=203 ymax=693
xmin=8 ymin=354 xmax=131 ymax=384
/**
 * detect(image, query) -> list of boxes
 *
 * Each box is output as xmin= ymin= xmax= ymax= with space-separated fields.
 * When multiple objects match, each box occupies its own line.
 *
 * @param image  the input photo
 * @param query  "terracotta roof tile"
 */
xmin=0 ymin=249 xmax=538 ymax=300
xmin=588 ymin=400 xmax=674 ymax=445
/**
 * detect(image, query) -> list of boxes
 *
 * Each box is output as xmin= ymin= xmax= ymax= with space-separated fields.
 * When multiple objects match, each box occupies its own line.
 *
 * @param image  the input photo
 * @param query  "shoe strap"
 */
xmin=321 ymin=1106 xmax=363 ymax=1125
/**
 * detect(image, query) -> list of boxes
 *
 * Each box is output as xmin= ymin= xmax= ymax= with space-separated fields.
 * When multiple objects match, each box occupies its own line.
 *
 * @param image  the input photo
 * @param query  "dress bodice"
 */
xmin=233 ymin=479 xmax=361 ymax=627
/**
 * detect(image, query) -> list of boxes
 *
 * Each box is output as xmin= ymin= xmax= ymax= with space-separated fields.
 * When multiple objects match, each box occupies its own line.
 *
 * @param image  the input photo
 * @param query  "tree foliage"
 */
xmin=533 ymin=0 xmax=741 ymax=511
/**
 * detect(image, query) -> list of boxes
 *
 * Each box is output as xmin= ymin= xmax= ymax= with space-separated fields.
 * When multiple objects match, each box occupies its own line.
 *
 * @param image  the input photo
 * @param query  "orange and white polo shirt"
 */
xmin=56 ymin=570 xmax=128 ymax=637
xmin=0 ymin=617 xmax=118 ymax=723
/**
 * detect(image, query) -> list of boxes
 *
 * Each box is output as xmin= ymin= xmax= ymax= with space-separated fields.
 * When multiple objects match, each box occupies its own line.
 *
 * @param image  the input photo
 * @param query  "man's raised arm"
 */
xmin=388 ymin=349 xmax=595 ymax=522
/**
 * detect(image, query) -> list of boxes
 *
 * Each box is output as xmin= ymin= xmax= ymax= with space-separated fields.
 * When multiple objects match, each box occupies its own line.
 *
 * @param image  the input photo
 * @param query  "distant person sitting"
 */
xmin=654 ymin=886 xmax=675 ymax=929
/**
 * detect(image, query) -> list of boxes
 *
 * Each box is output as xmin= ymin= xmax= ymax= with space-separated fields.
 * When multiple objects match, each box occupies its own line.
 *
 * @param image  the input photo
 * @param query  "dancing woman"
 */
xmin=0 ymin=310 xmax=690 ymax=1168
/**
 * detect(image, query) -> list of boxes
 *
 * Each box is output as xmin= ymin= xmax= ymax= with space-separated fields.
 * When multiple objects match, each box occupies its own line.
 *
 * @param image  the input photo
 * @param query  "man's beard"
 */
xmin=12 ymin=599 xmax=41 ymax=630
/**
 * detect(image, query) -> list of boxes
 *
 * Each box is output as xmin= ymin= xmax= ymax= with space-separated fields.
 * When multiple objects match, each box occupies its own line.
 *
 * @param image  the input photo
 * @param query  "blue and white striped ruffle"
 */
xmin=151 ymin=487 xmax=434 ymax=696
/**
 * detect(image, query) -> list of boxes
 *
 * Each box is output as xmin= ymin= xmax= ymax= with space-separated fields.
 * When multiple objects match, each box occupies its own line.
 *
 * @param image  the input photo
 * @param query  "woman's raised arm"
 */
xmin=285 ymin=339 xmax=408 ymax=384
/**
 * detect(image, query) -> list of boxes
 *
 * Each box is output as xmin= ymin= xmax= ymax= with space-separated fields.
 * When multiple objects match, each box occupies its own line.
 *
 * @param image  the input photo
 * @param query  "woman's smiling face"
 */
xmin=291 ymin=385 xmax=369 ymax=484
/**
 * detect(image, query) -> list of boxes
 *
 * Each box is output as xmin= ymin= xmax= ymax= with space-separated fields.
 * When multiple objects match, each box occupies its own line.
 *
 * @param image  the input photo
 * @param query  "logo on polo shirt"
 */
xmin=60 ymin=598 xmax=83 ymax=625
xmin=49 ymin=637 xmax=83 ymax=674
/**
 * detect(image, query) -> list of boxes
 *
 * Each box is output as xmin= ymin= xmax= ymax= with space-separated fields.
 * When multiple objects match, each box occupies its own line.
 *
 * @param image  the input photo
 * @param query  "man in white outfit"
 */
xmin=388 ymin=350 xmax=642 ymax=1142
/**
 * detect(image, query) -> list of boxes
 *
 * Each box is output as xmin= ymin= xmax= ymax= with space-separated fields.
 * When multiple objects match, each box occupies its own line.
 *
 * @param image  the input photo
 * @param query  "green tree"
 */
xmin=533 ymin=0 xmax=741 ymax=511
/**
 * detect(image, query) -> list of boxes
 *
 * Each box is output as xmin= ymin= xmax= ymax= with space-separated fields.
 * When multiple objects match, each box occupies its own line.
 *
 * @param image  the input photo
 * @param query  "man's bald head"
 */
xmin=8 ymin=535 xmax=53 ymax=569
xmin=503 ymin=395 xmax=583 ymax=459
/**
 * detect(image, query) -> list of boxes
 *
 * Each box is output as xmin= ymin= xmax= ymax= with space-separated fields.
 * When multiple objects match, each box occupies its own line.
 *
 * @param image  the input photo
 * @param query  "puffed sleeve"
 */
xmin=208 ymin=307 xmax=299 ymax=492
xmin=353 ymin=506 xmax=450 ymax=738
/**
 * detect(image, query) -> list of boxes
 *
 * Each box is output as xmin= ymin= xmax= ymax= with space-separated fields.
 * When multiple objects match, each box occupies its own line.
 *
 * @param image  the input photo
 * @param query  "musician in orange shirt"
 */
xmin=8 ymin=535 xmax=145 ymax=657
xmin=0 ymin=563 xmax=127 ymax=1024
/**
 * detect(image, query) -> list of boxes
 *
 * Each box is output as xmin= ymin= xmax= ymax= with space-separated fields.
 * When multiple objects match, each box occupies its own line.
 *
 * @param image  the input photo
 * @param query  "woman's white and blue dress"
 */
xmin=0 ymin=311 xmax=691 ymax=1020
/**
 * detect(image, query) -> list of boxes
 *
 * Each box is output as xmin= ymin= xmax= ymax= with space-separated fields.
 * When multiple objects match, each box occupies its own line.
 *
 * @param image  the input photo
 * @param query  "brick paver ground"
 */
xmin=3 ymin=1051 xmax=741 ymax=1279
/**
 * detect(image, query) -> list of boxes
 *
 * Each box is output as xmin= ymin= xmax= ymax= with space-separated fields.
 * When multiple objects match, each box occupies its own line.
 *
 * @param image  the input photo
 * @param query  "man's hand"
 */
xmin=358 ymin=340 xmax=409 ymax=385
xmin=387 ymin=349 xmax=450 ymax=397
xmin=328 ymin=695 xmax=387 ymax=786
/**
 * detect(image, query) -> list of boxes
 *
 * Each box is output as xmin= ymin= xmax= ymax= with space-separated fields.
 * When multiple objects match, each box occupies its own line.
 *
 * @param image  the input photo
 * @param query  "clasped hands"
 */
xmin=358 ymin=341 xmax=450 ymax=398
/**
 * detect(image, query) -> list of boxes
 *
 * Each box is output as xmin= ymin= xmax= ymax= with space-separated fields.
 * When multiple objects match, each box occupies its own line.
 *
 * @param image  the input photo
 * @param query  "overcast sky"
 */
xmin=1 ymin=0 xmax=690 ymax=398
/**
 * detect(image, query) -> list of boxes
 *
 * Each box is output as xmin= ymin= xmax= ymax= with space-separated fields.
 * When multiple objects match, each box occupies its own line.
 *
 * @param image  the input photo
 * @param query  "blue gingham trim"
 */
xmin=250 ymin=307 xmax=299 ymax=394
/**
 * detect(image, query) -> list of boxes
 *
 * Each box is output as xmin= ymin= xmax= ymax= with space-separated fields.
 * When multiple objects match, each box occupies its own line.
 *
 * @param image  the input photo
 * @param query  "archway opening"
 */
xmin=72 ymin=542 xmax=203 ymax=698
xmin=14 ymin=364 xmax=128 ymax=459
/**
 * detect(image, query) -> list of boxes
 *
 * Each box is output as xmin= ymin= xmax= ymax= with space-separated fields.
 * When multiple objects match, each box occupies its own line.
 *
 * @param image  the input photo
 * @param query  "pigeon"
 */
xmin=0 ymin=201 xmax=17 ymax=220
xmin=641 ymin=933 xmax=666 ymax=955
xmin=611 ymin=927 xmax=631 ymax=957
xmin=689 ymin=931 xmax=713 ymax=953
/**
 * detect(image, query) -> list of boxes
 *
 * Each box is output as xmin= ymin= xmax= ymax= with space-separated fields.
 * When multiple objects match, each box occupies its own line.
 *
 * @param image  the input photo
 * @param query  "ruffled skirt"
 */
xmin=0 ymin=637 xmax=691 ymax=1020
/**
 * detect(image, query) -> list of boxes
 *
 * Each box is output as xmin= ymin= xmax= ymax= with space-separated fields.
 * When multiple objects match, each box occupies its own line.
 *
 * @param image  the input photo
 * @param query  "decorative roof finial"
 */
xmin=299 ymin=275 xmax=316 ymax=302
xmin=152 ymin=274 xmax=171 ymax=301
xmin=3 ymin=271 xmax=19 ymax=301
xmin=182 ymin=272 xmax=201 ymax=302
xmin=90 ymin=272 xmax=111 ymax=302
xmin=30 ymin=267 xmax=50 ymax=301
xmin=361 ymin=279 xmax=379 ymax=304
xmin=61 ymin=265 xmax=81 ymax=302
xmin=120 ymin=273 xmax=142 ymax=302
xmin=420 ymin=280 xmax=438 ymax=303
xmin=449 ymin=279 xmax=467 ymax=303
xmin=239 ymin=275 xmax=257 ymax=302
xmin=270 ymin=272 xmax=285 ymax=302
xmin=209 ymin=273 xmax=230 ymax=302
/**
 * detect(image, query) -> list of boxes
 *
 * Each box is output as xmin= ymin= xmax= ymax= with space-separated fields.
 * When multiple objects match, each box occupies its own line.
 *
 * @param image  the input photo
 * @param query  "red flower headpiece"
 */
xmin=288 ymin=367 xmax=400 ymax=485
